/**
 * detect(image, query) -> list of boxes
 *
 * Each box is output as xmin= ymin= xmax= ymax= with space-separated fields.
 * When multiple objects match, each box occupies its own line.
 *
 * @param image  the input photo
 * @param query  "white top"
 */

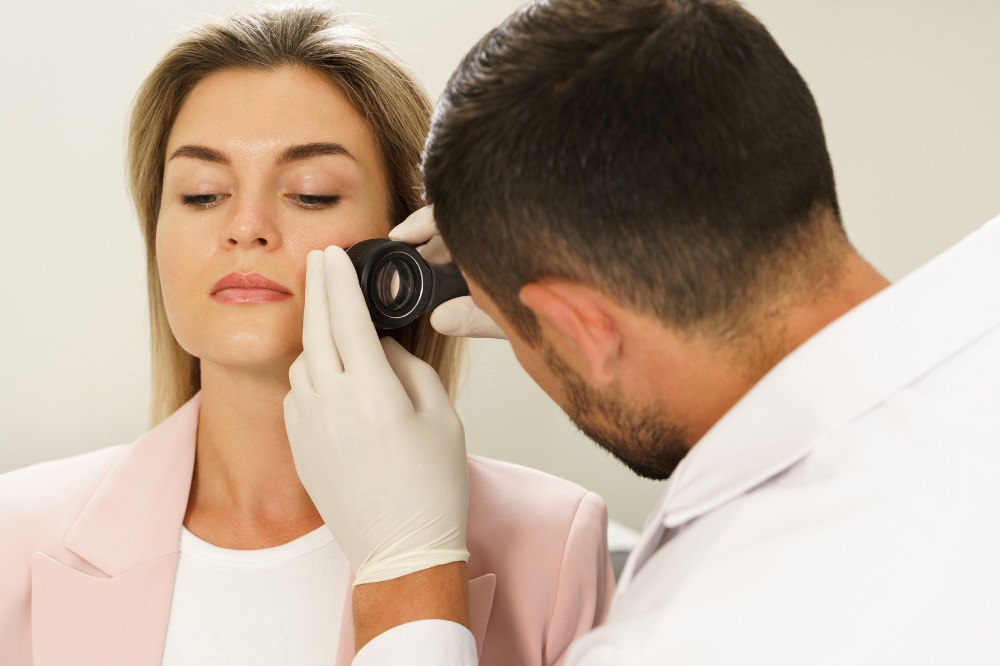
xmin=161 ymin=525 xmax=350 ymax=665
xmin=355 ymin=214 xmax=1000 ymax=665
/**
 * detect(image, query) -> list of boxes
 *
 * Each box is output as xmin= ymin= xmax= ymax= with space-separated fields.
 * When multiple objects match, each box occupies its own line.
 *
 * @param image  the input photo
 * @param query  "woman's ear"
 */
xmin=519 ymin=281 xmax=622 ymax=385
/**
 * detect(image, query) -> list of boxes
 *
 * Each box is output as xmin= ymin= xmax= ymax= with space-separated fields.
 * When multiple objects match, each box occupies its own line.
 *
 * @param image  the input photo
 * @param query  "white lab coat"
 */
xmin=356 ymin=214 xmax=1000 ymax=665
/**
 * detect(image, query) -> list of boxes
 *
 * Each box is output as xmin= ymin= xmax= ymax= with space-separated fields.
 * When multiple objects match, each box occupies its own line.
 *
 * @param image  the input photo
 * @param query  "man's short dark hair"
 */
xmin=423 ymin=0 xmax=844 ymax=343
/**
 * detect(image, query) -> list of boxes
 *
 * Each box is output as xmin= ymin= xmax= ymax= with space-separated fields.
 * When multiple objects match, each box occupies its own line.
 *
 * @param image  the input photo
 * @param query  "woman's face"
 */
xmin=156 ymin=66 xmax=391 ymax=374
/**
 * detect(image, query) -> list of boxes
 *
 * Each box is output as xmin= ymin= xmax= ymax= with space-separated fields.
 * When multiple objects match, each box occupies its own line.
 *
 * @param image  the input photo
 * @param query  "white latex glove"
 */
xmin=284 ymin=246 xmax=470 ymax=585
xmin=389 ymin=205 xmax=507 ymax=339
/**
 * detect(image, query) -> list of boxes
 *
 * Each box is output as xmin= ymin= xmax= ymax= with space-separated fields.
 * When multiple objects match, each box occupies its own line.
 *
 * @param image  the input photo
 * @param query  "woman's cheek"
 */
xmin=156 ymin=230 xmax=186 ymax=301
xmin=155 ymin=217 xmax=201 ymax=344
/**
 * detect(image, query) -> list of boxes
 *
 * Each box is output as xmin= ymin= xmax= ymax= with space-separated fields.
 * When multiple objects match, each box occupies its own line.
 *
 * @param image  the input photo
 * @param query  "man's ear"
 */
xmin=519 ymin=281 xmax=622 ymax=385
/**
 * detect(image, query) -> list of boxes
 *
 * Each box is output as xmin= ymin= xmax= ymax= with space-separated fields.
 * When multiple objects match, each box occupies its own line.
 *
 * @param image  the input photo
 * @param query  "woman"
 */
xmin=0 ymin=5 xmax=613 ymax=665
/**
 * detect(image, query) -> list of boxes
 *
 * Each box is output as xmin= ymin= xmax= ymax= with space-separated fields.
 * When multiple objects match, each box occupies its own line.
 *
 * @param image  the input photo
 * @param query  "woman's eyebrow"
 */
xmin=168 ymin=145 xmax=230 ymax=164
xmin=166 ymin=142 xmax=357 ymax=166
xmin=277 ymin=142 xmax=357 ymax=165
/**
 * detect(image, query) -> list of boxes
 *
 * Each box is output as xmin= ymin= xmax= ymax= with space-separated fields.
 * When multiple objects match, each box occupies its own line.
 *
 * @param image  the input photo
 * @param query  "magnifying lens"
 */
xmin=345 ymin=239 xmax=469 ymax=330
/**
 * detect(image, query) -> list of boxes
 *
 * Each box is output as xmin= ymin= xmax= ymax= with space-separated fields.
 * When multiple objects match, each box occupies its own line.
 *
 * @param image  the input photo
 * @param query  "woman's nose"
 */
xmin=224 ymin=199 xmax=281 ymax=249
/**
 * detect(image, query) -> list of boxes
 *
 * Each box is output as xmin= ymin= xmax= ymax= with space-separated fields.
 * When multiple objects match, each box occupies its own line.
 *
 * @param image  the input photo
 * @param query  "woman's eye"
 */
xmin=291 ymin=194 xmax=341 ymax=209
xmin=180 ymin=194 xmax=227 ymax=209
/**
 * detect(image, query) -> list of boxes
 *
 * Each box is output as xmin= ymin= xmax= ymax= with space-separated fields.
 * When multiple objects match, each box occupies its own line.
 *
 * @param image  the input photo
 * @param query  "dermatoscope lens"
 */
xmin=376 ymin=258 xmax=416 ymax=312
xmin=346 ymin=238 xmax=469 ymax=329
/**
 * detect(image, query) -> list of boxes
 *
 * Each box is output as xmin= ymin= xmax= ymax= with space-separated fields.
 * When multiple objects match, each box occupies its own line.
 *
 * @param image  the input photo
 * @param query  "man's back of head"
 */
xmin=423 ymin=0 xmax=857 ymax=362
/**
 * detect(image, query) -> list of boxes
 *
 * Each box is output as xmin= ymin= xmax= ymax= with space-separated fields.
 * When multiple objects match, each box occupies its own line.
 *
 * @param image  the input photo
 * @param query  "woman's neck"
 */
xmin=184 ymin=361 xmax=324 ymax=549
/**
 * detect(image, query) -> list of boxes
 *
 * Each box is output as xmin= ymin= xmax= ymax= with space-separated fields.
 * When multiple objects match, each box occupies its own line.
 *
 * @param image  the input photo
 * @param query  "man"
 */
xmin=284 ymin=0 xmax=1000 ymax=663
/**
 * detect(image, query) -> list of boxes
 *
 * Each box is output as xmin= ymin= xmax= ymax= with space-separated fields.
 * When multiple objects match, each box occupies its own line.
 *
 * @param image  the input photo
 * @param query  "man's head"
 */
xmin=423 ymin=0 xmax=859 ymax=478
xmin=425 ymin=0 xmax=845 ymax=338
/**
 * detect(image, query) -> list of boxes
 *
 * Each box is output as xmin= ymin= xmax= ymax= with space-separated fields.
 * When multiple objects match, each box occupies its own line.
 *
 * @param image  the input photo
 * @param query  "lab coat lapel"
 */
xmin=334 ymin=571 xmax=497 ymax=666
xmin=30 ymin=397 xmax=199 ymax=666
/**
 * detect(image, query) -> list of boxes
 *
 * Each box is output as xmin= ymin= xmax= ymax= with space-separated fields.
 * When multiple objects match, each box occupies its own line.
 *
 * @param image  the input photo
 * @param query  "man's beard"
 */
xmin=543 ymin=343 xmax=692 ymax=481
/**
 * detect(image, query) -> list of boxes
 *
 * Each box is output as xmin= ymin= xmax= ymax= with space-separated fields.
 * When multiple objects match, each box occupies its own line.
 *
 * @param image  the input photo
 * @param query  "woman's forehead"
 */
xmin=166 ymin=67 xmax=379 ymax=166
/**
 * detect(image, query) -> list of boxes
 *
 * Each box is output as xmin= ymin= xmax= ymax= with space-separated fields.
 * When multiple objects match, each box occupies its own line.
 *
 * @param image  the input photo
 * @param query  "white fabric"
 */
xmin=354 ymin=620 xmax=478 ymax=665
xmin=356 ymin=214 xmax=1000 ymax=665
xmin=161 ymin=525 xmax=350 ymax=665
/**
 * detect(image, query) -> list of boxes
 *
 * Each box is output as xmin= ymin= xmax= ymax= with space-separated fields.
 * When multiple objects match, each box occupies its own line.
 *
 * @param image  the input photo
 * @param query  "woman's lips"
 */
xmin=211 ymin=272 xmax=293 ymax=304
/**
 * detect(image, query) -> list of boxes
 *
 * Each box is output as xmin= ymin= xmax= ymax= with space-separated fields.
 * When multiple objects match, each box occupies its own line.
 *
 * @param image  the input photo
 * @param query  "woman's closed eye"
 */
xmin=177 ymin=193 xmax=340 ymax=210
xmin=181 ymin=193 xmax=228 ymax=209
xmin=289 ymin=194 xmax=341 ymax=209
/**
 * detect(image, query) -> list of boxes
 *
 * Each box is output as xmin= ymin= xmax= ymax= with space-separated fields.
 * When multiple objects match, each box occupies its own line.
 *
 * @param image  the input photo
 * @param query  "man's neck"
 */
xmin=634 ymin=249 xmax=890 ymax=444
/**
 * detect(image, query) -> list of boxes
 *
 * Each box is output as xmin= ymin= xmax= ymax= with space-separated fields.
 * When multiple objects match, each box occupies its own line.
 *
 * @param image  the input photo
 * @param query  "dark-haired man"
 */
xmin=285 ymin=0 xmax=1000 ymax=663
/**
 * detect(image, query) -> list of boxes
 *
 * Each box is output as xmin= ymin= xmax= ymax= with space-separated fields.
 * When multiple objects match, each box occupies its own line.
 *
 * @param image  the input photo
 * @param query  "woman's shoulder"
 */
xmin=0 ymin=445 xmax=131 ymax=658
xmin=0 ymin=445 xmax=128 ymax=533
xmin=467 ymin=454 xmax=603 ymax=513
xmin=466 ymin=454 xmax=608 ymax=550
xmin=465 ymin=456 xmax=614 ymax=665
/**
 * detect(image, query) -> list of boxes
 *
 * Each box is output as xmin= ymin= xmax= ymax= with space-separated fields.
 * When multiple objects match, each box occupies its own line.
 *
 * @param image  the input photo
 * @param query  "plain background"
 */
xmin=0 ymin=0 xmax=997 ymax=529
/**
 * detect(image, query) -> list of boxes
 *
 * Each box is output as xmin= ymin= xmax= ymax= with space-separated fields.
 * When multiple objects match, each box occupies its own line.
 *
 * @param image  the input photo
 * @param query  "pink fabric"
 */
xmin=0 ymin=395 xmax=614 ymax=665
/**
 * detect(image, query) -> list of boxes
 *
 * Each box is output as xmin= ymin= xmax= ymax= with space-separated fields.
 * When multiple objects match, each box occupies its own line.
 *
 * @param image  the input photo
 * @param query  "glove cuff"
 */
xmin=353 ymin=548 xmax=471 ymax=586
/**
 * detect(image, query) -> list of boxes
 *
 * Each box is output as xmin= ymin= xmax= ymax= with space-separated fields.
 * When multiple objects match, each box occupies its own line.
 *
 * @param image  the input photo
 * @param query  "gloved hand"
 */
xmin=284 ymin=246 xmax=470 ymax=585
xmin=389 ymin=205 xmax=507 ymax=339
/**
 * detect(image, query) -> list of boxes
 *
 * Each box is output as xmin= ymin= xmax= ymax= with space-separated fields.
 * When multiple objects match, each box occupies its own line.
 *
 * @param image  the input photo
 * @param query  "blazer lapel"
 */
xmin=30 ymin=397 xmax=200 ymax=666
xmin=30 ymin=552 xmax=180 ymax=665
xmin=334 ymin=571 xmax=496 ymax=666
xmin=468 ymin=573 xmax=497 ymax=655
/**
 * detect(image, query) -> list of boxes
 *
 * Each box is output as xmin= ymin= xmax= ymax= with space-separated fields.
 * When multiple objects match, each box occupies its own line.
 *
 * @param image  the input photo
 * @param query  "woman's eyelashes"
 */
xmin=177 ymin=193 xmax=341 ymax=210
xmin=180 ymin=193 xmax=228 ymax=209
xmin=288 ymin=194 xmax=341 ymax=209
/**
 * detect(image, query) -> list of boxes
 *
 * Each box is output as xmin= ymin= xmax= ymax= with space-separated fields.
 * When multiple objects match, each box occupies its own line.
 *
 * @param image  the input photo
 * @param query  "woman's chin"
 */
xmin=187 ymin=337 xmax=302 ymax=380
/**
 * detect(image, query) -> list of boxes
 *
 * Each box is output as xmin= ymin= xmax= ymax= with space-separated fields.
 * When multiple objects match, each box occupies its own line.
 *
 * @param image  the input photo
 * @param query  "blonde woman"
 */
xmin=0 ymin=5 xmax=613 ymax=665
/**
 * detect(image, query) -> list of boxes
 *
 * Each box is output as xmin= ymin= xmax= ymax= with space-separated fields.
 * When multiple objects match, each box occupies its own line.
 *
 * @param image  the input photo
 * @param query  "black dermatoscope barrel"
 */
xmin=345 ymin=239 xmax=469 ymax=330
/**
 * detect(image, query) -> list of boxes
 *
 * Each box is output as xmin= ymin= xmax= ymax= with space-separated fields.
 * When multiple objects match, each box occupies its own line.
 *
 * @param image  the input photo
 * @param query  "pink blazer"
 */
xmin=0 ymin=396 xmax=613 ymax=665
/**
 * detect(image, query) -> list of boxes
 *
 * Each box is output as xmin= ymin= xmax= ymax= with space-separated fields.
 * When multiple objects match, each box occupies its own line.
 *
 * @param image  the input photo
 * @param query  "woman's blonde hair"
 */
xmin=128 ymin=3 xmax=461 ymax=425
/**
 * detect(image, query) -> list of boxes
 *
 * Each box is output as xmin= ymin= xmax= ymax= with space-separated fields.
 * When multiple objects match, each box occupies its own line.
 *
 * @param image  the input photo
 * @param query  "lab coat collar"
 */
xmin=621 ymin=216 xmax=1000 ymax=587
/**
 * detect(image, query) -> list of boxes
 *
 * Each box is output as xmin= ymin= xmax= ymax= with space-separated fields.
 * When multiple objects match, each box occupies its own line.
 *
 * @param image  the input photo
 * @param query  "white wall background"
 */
xmin=1 ymin=0 xmax=997 ymax=529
